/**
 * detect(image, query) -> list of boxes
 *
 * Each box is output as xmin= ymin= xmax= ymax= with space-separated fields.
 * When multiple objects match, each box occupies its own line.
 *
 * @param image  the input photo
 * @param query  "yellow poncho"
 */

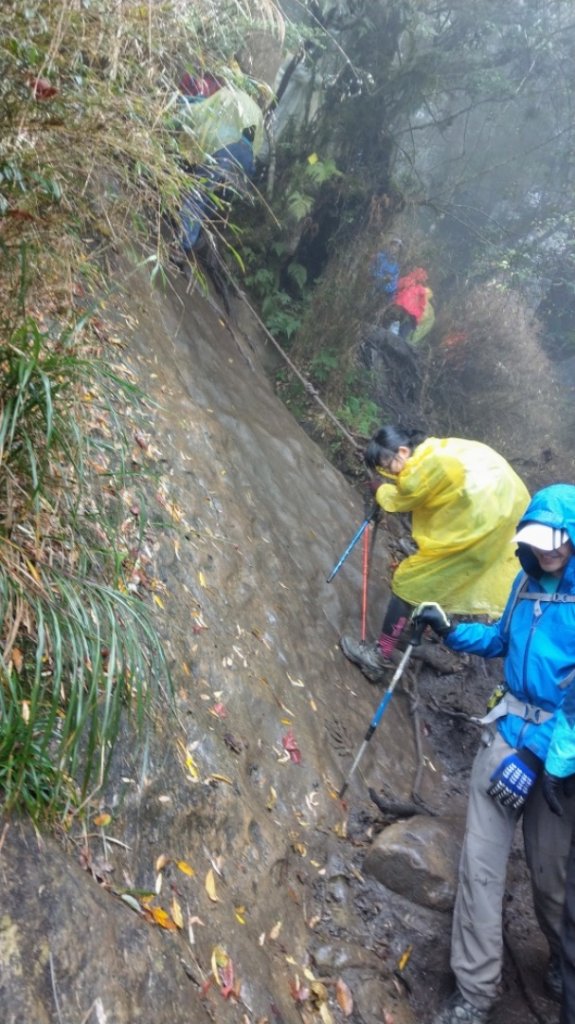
xmin=375 ymin=437 xmax=530 ymax=615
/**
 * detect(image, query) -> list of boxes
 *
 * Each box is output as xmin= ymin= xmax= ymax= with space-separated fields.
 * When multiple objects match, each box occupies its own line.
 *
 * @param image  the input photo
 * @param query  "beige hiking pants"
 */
xmin=451 ymin=728 xmax=573 ymax=1009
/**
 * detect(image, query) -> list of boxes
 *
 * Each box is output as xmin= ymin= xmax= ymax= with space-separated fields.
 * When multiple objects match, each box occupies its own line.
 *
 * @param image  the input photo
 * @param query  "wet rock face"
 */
xmin=363 ymin=816 xmax=464 ymax=912
xmin=0 ymin=271 xmax=440 ymax=1024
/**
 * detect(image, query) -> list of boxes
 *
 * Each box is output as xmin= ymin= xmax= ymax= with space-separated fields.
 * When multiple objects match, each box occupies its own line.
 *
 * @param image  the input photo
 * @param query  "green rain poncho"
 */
xmin=374 ymin=436 xmax=530 ymax=616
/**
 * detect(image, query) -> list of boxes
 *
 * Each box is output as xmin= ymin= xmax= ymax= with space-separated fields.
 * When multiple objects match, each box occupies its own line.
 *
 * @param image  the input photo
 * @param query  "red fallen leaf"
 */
xmin=220 ymin=959 xmax=235 ymax=999
xmin=29 ymin=76 xmax=58 ymax=100
xmin=210 ymin=702 xmax=227 ymax=718
xmin=4 ymin=209 xmax=36 ymax=222
xmin=282 ymin=729 xmax=302 ymax=764
xmin=290 ymin=978 xmax=310 ymax=1003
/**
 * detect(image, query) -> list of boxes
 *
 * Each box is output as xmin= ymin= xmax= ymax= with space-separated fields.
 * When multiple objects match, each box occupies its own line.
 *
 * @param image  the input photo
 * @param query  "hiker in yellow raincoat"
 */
xmin=340 ymin=425 xmax=530 ymax=683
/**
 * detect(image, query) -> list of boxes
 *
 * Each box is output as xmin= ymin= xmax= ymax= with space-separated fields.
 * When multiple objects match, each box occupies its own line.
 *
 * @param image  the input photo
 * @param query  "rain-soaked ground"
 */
xmin=0 ymin=260 xmax=560 ymax=1024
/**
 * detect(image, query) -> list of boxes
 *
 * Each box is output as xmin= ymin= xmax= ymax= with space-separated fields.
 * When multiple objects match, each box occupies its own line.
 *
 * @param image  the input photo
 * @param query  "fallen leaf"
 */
xmin=11 ymin=648 xmax=23 ymax=673
xmin=266 ymin=786 xmax=277 ymax=812
xmin=176 ymin=859 xmax=195 ymax=877
xmin=211 ymin=944 xmax=229 ymax=985
xmin=153 ymin=594 xmax=165 ymax=609
xmin=93 ymin=812 xmax=112 ymax=827
xmin=208 ymin=773 xmax=233 ymax=785
xmin=29 ymin=76 xmax=58 ymax=100
xmin=205 ymin=868 xmax=220 ymax=902
xmin=397 ymin=944 xmax=413 ymax=972
xmin=120 ymin=893 xmax=142 ymax=914
xmin=282 ymin=729 xmax=302 ymax=765
xmin=209 ymin=702 xmax=227 ymax=718
xmin=319 ymin=1003 xmax=334 ymax=1024
xmin=269 ymin=920 xmax=282 ymax=941
xmin=148 ymin=905 xmax=178 ymax=930
xmin=155 ymin=853 xmax=170 ymax=872
xmin=336 ymin=978 xmax=353 ymax=1016
xmin=234 ymin=905 xmax=246 ymax=924
xmin=171 ymin=897 xmax=184 ymax=929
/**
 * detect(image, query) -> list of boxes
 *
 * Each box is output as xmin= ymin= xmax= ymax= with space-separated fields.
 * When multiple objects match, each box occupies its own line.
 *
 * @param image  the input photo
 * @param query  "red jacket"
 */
xmin=395 ymin=268 xmax=429 ymax=322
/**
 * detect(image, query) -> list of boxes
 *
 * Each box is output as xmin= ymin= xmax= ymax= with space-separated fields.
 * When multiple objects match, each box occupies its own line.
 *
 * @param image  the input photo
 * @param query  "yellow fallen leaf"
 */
xmin=185 ymin=752 xmax=200 ymax=780
xmin=269 ymin=920 xmax=283 ymax=941
xmin=198 ymin=571 xmax=207 ymax=587
xmin=208 ymin=773 xmax=233 ymax=785
xmin=93 ymin=812 xmax=112 ymax=827
xmin=234 ymin=905 xmax=246 ymax=924
xmin=319 ymin=1003 xmax=334 ymax=1024
xmin=280 ymin=718 xmax=293 ymax=725
xmin=266 ymin=786 xmax=277 ymax=812
xmin=397 ymin=944 xmax=413 ymax=972
xmin=149 ymin=906 xmax=178 ymax=930
xmin=205 ymin=868 xmax=219 ymax=902
xmin=171 ymin=897 xmax=184 ymax=929
xmin=176 ymin=860 xmax=195 ymax=877
xmin=155 ymin=853 xmax=170 ymax=872
xmin=153 ymin=593 xmax=164 ymax=609
xmin=311 ymin=981 xmax=329 ymax=1002
xmin=211 ymin=944 xmax=229 ymax=984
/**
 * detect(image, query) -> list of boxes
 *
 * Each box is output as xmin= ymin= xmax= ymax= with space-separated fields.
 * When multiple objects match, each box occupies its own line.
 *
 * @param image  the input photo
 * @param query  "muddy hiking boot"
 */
xmin=431 ymin=992 xmax=491 ymax=1024
xmin=543 ymin=952 xmax=562 ymax=1002
xmin=339 ymin=636 xmax=397 ymax=683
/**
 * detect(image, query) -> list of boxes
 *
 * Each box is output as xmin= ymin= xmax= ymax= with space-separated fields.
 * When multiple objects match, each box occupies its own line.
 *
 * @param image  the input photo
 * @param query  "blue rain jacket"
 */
xmin=445 ymin=484 xmax=575 ymax=763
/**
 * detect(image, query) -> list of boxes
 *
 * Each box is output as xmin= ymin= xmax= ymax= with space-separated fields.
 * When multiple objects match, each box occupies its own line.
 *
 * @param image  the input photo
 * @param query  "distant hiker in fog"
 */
xmin=414 ymin=484 xmax=575 ymax=1024
xmin=340 ymin=425 xmax=530 ymax=684
xmin=370 ymin=237 xmax=402 ymax=298
xmin=180 ymin=125 xmax=257 ymax=256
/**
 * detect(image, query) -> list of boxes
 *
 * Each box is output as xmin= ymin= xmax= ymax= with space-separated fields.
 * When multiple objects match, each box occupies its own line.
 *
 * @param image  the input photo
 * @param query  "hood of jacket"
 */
xmin=515 ymin=483 xmax=575 ymax=579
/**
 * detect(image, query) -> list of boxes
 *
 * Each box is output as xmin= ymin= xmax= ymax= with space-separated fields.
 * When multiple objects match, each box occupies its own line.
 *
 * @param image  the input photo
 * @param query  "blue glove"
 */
xmin=487 ymin=747 xmax=541 ymax=810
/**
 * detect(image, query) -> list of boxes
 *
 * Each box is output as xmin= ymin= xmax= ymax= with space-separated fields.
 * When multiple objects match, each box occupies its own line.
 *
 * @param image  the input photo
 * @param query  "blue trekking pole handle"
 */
xmin=326 ymin=516 xmax=372 ymax=583
xmin=338 ymin=620 xmax=424 ymax=798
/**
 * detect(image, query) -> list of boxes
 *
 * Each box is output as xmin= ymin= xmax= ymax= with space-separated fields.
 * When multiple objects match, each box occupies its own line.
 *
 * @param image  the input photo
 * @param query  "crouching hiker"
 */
xmin=413 ymin=483 xmax=575 ymax=1024
xmin=340 ymin=424 xmax=530 ymax=684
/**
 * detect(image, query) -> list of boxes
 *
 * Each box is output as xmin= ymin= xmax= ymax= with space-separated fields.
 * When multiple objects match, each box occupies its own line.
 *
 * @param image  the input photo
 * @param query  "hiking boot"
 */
xmin=339 ymin=636 xmax=395 ymax=683
xmin=432 ymin=992 xmax=491 ymax=1024
xmin=543 ymin=953 xmax=562 ymax=1002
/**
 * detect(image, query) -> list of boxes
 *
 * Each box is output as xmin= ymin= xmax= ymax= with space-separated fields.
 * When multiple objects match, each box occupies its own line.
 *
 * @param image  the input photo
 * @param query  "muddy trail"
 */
xmin=0 ymin=264 xmax=558 ymax=1024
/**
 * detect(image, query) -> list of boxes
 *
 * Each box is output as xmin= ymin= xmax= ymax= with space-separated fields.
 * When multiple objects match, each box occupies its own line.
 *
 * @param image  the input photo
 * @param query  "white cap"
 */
xmin=513 ymin=523 xmax=569 ymax=551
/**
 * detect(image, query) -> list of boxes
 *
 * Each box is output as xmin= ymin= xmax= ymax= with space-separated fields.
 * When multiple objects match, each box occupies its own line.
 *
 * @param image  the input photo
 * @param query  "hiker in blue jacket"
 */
xmin=414 ymin=483 xmax=575 ymax=1024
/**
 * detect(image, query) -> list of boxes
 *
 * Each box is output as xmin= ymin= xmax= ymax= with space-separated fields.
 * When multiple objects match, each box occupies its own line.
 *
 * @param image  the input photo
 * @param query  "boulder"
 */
xmin=363 ymin=815 xmax=464 ymax=911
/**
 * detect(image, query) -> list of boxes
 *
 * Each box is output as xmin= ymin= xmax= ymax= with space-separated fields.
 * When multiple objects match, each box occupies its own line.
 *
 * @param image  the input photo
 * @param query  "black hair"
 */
xmin=365 ymin=424 xmax=427 ymax=471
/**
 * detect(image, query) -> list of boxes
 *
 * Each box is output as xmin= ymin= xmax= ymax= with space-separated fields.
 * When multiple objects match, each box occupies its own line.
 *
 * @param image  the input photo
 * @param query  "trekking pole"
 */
xmin=360 ymin=527 xmax=369 ymax=641
xmin=326 ymin=508 xmax=377 ymax=584
xmin=338 ymin=618 xmax=424 ymax=799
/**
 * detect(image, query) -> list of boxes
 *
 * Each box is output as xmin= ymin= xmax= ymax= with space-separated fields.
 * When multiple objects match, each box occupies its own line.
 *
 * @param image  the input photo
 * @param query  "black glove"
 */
xmin=542 ymin=771 xmax=566 ymax=816
xmin=412 ymin=601 xmax=452 ymax=638
xmin=487 ymin=747 xmax=541 ymax=810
